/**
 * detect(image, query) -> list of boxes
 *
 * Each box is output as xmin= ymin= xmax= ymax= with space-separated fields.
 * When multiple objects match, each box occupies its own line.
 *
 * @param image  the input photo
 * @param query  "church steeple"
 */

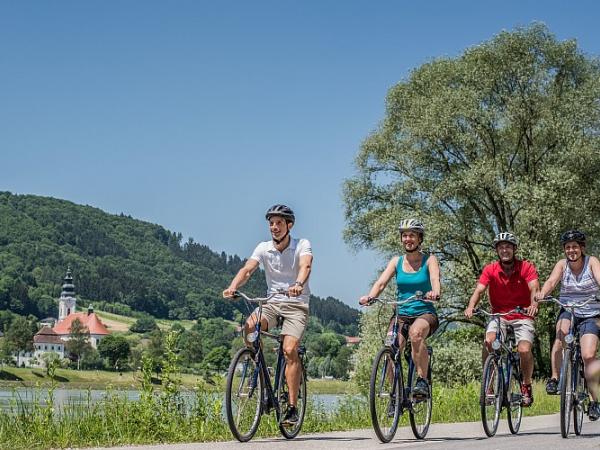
xmin=58 ymin=267 xmax=77 ymax=321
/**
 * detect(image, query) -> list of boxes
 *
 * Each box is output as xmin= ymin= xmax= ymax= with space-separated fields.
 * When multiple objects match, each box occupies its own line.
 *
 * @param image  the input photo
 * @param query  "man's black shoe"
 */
xmin=589 ymin=401 xmax=600 ymax=421
xmin=545 ymin=378 xmax=559 ymax=395
xmin=282 ymin=405 xmax=299 ymax=426
xmin=413 ymin=377 xmax=429 ymax=397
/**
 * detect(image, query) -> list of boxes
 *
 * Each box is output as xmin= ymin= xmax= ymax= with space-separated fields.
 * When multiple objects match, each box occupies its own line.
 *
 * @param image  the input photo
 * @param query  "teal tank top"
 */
xmin=396 ymin=254 xmax=436 ymax=316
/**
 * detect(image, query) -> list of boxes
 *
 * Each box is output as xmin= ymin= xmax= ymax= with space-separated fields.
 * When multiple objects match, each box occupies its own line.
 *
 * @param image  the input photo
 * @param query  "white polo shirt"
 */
xmin=250 ymin=237 xmax=312 ymax=304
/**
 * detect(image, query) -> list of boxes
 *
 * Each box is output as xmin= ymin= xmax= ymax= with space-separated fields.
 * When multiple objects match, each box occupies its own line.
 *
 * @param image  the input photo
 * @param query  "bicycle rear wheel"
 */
xmin=277 ymin=358 xmax=307 ymax=439
xmin=559 ymin=348 xmax=573 ymax=438
xmin=225 ymin=347 xmax=263 ymax=442
xmin=408 ymin=349 xmax=432 ymax=439
xmin=573 ymin=356 xmax=586 ymax=436
xmin=507 ymin=359 xmax=523 ymax=434
xmin=481 ymin=354 xmax=502 ymax=437
xmin=369 ymin=347 xmax=401 ymax=443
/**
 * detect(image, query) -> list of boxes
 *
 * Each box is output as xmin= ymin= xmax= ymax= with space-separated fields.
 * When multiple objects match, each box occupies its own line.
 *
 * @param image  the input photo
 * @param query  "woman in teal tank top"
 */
xmin=359 ymin=219 xmax=441 ymax=396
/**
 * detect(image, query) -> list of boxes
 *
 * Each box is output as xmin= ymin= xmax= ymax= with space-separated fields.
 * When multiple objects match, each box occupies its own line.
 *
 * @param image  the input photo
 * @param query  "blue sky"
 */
xmin=2 ymin=1 xmax=599 ymax=306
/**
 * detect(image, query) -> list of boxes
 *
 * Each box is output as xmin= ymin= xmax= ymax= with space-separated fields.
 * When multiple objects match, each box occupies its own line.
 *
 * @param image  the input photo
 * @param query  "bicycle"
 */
xmin=539 ymin=295 xmax=598 ymax=438
xmin=224 ymin=290 xmax=307 ymax=442
xmin=474 ymin=307 xmax=525 ymax=437
xmin=365 ymin=291 xmax=435 ymax=442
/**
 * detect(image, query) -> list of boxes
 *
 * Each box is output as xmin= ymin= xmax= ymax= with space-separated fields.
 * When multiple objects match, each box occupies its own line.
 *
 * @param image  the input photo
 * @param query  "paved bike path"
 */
xmin=89 ymin=413 xmax=600 ymax=450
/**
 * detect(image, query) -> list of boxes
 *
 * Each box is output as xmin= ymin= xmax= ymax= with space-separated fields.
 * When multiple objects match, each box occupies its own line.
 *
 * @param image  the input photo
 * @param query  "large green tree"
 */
xmin=344 ymin=24 xmax=600 ymax=376
xmin=97 ymin=334 xmax=131 ymax=369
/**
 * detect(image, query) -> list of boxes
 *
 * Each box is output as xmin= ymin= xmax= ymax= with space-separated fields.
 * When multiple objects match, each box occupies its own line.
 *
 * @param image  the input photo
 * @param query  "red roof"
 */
xmin=53 ymin=312 xmax=109 ymax=335
xmin=34 ymin=326 xmax=64 ymax=344
xmin=344 ymin=336 xmax=361 ymax=345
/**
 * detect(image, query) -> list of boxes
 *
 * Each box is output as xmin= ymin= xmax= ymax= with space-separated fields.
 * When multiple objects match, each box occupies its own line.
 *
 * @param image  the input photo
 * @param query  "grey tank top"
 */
xmin=559 ymin=256 xmax=600 ymax=318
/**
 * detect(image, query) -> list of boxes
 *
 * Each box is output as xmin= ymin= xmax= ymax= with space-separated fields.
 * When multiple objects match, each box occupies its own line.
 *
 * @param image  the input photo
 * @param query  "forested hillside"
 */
xmin=0 ymin=192 xmax=358 ymax=332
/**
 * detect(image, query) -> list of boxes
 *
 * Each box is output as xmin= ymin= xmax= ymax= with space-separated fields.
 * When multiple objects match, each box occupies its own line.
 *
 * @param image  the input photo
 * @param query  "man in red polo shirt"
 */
xmin=464 ymin=232 xmax=539 ymax=406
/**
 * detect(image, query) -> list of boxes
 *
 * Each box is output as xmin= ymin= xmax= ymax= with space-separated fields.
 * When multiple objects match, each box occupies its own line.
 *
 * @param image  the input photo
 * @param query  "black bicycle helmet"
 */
xmin=265 ymin=204 xmax=295 ymax=223
xmin=492 ymin=231 xmax=519 ymax=248
xmin=560 ymin=230 xmax=586 ymax=246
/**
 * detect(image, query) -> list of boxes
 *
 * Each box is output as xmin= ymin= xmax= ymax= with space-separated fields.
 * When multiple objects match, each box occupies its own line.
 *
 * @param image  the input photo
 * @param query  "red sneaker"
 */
xmin=521 ymin=383 xmax=533 ymax=407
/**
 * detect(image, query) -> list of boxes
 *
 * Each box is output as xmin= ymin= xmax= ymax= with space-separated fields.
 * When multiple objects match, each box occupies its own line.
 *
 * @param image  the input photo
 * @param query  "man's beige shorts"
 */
xmin=486 ymin=318 xmax=535 ymax=344
xmin=253 ymin=301 xmax=309 ymax=340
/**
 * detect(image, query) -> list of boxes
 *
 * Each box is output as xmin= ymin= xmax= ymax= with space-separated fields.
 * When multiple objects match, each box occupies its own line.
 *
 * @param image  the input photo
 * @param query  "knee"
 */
xmin=518 ymin=343 xmax=532 ymax=356
xmin=283 ymin=344 xmax=299 ymax=361
xmin=409 ymin=330 xmax=425 ymax=345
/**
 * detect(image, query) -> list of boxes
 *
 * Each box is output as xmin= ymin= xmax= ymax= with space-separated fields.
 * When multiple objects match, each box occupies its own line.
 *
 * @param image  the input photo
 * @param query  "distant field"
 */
xmin=94 ymin=310 xmax=196 ymax=333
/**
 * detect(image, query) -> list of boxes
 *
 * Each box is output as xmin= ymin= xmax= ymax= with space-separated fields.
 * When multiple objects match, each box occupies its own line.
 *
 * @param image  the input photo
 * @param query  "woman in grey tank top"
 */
xmin=535 ymin=230 xmax=600 ymax=420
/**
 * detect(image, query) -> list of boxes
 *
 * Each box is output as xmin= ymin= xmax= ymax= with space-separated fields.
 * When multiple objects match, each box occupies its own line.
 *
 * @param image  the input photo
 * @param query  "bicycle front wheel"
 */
xmin=225 ymin=347 xmax=263 ymax=442
xmin=408 ymin=349 xmax=432 ymax=439
xmin=369 ymin=347 xmax=401 ymax=443
xmin=559 ymin=348 xmax=574 ymax=438
xmin=277 ymin=358 xmax=307 ymax=439
xmin=507 ymin=359 xmax=523 ymax=435
xmin=573 ymin=356 xmax=586 ymax=436
xmin=481 ymin=354 xmax=502 ymax=437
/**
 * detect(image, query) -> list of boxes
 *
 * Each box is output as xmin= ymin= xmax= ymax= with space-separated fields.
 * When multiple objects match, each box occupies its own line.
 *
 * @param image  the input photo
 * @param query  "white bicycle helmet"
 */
xmin=492 ymin=232 xmax=518 ymax=248
xmin=398 ymin=218 xmax=425 ymax=237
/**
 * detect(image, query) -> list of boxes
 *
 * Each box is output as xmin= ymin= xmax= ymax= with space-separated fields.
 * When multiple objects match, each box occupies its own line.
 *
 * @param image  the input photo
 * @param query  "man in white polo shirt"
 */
xmin=223 ymin=204 xmax=313 ymax=426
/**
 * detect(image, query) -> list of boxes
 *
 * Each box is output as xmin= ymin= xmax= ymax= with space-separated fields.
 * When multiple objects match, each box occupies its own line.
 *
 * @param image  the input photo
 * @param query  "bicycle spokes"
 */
xmin=369 ymin=348 xmax=401 ymax=443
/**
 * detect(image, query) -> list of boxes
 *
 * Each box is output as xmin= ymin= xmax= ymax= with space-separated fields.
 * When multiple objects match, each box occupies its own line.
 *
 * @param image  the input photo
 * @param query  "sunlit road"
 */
xmin=89 ymin=413 xmax=600 ymax=450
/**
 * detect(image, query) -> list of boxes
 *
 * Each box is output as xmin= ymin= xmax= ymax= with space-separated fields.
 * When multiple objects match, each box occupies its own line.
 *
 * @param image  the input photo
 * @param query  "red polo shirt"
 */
xmin=479 ymin=259 xmax=538 ymax=320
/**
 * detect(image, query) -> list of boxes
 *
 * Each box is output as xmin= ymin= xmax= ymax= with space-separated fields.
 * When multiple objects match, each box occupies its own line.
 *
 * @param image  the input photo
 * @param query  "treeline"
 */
xmin=0 ymin=192 xmax=358 ymax=333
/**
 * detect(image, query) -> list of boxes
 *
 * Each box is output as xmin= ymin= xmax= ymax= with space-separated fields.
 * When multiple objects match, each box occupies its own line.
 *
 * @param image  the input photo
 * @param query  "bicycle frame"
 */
xmin=371 ymin=292 xmax=434 ymax=411
xmin=239 ymin=291 xmax=287 ymax=415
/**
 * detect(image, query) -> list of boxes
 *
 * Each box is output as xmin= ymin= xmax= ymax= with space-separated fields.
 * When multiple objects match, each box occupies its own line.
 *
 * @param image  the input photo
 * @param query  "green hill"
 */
xmin=0 ymin=192 xmax=358 ymax=332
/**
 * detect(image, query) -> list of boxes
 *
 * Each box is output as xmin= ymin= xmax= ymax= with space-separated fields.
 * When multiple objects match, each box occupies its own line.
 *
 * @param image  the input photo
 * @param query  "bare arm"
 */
xmin=223 ymin=259 xmax=260 ymax=298
xmin=359 ymin=257 xmax=399 ymax=305
xmin=426 ymin=254 xmax=441 ymax=299
xmin=587 ymin=256 xmax=600 ymax=287
xmin=526 ymin=278 xmax=540 ymax=316
xmin=535 ymin=260 xmax=565 ymax=300
xmin=288 ymin=254 xmax=313 ymax=297
xmin=464 ymin=283 xmax=487 ymax=318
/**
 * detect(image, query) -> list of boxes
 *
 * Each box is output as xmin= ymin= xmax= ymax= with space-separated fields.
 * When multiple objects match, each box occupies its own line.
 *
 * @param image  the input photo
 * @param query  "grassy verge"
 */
xmin=0 ymin=379 xmax=559 ymax=449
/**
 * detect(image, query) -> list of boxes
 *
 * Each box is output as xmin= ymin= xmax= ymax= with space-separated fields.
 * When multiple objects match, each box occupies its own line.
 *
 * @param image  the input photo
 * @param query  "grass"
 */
xmin=0 ymin=378 xmax=560 ymax=449
xmin=0 ymin=367 xmax=205 ymax=389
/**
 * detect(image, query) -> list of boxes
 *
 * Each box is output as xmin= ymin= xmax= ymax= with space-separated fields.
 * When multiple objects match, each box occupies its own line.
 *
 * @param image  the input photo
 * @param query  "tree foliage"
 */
xmin=344 ymin=24 xmax=600 ymax=375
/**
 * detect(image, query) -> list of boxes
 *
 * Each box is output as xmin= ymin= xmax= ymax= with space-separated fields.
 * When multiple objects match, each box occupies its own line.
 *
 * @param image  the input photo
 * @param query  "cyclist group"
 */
xmin=222 ymin=203 xmax=600 ymax=435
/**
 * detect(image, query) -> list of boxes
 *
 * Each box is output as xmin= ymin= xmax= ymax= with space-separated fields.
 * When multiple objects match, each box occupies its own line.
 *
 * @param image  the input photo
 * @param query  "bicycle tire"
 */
xmin=560 ymin=348 xmax=573 ymax=438
xmin=277 ymin=358 xmax=307 ymax=439
xmin=573 ymin=355 xmax=586 ymax=436
xmin=369 ymin=347 xmax=402 ymax=443
xmin=225 ymin=347 xmax=263 ymax=442
xmin=408 ymin=348 xmax=432 ymax=439
xmin=506 ymin=357 xmax=523 ymax=434
xmin=481 ymin=354 xmax=502 ymax=437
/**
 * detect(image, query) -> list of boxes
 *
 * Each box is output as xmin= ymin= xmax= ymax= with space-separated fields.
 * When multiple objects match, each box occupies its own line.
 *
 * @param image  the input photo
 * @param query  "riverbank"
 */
xmin=0 ymin=367 xmax=358 ymax=394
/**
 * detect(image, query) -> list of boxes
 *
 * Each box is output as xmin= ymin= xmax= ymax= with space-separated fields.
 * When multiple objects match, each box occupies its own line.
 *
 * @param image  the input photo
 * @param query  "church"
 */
xmin=23 ymin=269 xmax=110 ymax=367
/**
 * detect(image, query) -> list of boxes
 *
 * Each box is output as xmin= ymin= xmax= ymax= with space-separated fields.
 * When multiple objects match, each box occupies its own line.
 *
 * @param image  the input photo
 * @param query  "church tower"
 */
xmin=58 ymin=268 xmax=77 ymax=321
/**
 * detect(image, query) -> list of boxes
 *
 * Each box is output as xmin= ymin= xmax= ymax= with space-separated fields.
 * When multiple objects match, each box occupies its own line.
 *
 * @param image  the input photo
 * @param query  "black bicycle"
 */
xmin=539 ymin=295 xmax=598 ymax=438
xmin=366 ymin=292 xmax=434 ymax=442
xmin=474 ymin=308 xmax=524 ymax=437
xmin=224 ymin=290 xmax=307 ymax=442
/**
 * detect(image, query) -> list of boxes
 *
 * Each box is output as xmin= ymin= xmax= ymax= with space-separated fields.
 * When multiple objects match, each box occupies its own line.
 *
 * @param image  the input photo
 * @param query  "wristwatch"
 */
xmin=293 ymin=280 xmax=304 ymax=287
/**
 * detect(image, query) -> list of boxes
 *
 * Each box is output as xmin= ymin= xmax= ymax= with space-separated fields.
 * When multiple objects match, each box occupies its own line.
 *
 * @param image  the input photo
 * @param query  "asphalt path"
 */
xmin=89 ymin=413 xmax=600 ymax=450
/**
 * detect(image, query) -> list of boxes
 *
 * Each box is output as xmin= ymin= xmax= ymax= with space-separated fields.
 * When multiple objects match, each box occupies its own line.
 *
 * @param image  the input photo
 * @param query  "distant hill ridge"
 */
xmin=0 ymin=192 xmax=358 ymax=331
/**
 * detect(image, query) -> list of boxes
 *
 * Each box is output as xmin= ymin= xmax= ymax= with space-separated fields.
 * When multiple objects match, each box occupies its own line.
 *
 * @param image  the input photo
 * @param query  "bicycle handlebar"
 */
xmin=538 ymin=295 xmax=599 ymax=309
xmin=364 ymin=291 xmax=438 ymax=307
xmin=474 ymin=307 xmax=525 ymax=317
xmin=232 ymin=289 xmax=288 ymax=303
